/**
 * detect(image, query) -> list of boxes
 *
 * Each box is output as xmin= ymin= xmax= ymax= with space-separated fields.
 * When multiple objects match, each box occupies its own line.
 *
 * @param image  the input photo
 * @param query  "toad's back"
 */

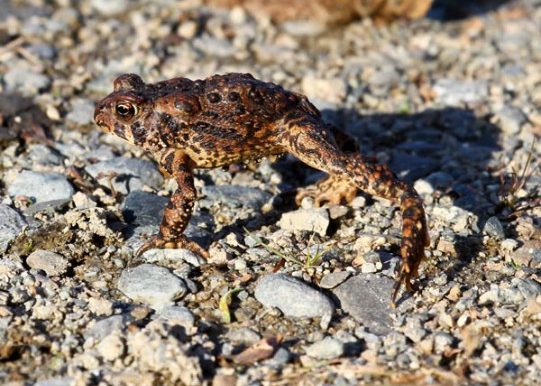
xmin=152 ymin=73 xmax=322 ymax=166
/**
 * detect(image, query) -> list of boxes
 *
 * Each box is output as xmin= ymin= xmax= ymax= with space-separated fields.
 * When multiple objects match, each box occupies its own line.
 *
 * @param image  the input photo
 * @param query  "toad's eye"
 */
xmin=115 ymin=103 xmax=136 ymax=118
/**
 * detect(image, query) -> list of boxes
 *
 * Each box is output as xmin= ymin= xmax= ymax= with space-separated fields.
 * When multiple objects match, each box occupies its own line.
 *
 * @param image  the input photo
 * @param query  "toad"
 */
xmin=94 ymin=73 xmax=430 ymax=302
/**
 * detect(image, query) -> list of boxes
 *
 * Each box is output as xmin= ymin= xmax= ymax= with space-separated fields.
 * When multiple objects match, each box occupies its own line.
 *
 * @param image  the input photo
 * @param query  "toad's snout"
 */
xmin=94 ymin=102 xmax=109 ymax=131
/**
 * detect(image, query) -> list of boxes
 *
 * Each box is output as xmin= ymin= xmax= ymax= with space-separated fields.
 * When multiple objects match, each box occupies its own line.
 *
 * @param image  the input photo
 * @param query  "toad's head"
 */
xmin=94 ymin=74 xmax=165 ymax=151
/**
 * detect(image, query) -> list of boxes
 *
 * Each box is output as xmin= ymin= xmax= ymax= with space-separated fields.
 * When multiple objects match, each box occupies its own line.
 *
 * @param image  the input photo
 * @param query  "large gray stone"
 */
xmin=254 ymin=273 xmax=334 ymax=329
xmin=332 ymin=274 xmax=394 ymax=334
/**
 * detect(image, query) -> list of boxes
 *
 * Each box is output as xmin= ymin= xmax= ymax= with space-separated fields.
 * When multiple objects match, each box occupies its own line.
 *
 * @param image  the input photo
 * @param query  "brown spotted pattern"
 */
xmin=94 ymin=72 xmax=430 ymax=302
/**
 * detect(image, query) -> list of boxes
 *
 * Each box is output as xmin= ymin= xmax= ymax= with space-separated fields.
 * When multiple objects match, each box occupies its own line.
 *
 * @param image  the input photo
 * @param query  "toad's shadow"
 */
xmin=428 ymin=0 xmax=515 ymax=21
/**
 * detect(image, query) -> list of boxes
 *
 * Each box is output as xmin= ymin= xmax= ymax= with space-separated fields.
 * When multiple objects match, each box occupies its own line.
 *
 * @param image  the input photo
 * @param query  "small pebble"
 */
xmin=118 ymin=264 xmax=187 ymax=309
xmin=305 ymin=336 xmax=344 ymax=359
xmin=97 ymin=332 xmax=125 ymax=361
xmin=483 ymin=216 xmax=505 ymax=240
xmin=278 ymin=208 xmax=329 ymax=236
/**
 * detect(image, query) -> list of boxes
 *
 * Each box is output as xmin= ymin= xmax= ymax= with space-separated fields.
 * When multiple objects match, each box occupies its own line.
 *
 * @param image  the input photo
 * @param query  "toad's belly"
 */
xmin=174 ymin=120 xmax=285 ymax=167
xmin=183 ymin=138 xmax=284 ymax=168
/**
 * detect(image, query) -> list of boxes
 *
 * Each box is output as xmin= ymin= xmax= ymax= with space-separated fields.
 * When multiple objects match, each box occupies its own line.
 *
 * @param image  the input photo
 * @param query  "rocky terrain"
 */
xmin=0 ymin=0 xmax=540 ymax=385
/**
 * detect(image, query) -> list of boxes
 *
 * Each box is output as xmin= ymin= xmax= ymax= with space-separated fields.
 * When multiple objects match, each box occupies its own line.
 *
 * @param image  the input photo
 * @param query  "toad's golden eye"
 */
xmin=115 ymin=103 xmax=136 ymax=118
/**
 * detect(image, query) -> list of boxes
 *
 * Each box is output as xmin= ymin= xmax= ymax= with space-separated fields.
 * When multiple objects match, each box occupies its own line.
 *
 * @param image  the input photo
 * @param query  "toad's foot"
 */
xmin=136 ymin=234 xmax=209 ymax=259
xmin=295 ymin=174 xmax=358 ymax=207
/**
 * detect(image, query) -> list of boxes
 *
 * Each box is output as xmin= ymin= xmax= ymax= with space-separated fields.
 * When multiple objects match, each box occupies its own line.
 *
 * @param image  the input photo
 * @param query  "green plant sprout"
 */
xmin=219 ymin=287 xmax=243 ymax=324
xmin=249 ymin=230 xmax=331 ymax=269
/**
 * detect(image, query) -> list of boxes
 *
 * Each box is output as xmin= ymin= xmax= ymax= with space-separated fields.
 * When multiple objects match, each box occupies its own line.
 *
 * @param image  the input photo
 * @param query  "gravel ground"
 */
xmin=1 ymin=1 xmax=540 ymax=385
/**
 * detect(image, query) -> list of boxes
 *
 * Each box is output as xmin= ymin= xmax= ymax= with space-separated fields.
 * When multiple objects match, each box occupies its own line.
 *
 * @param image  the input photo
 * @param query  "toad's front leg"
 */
xmin=136 ymin=150 xmax=208 ymax=259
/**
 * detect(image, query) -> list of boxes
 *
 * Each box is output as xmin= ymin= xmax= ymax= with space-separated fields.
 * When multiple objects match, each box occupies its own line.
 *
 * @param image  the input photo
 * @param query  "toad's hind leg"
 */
xmin=283 ymin=121 xmax=429 ymax=302
xmin=136 ymin=150 xmax=208 ymax=259
xmin=295 ymin=124 xmax=359 ymax=206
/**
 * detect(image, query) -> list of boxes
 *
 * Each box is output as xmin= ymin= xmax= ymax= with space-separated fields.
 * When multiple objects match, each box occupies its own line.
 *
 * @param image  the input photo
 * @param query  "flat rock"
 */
xmin=118 ymin=264 xmax=187 ymax=309
xmin=254 ymin=273 xmax=334 ymax=329
xmin=282 ymin=20 xmax=326 ymax=37
xmin=278 ymin=208 xmax=329 ymax=236
xmin=0 ymin=204 xmax=26 ymax=253
xmin=86 ymin=157 xmax=163 ymax=193
xmin=332 ymin=274 xmax=394 ymax=334
xmin=26 ymin=249 xmax=69 ymax=276
xmin=8 ymin=170 xmax=74 ymax=204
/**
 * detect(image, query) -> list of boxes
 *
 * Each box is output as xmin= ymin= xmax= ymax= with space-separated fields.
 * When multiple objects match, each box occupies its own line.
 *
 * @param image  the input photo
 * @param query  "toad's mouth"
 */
xmin=95 ymin=119 xmax=108 ymax=130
